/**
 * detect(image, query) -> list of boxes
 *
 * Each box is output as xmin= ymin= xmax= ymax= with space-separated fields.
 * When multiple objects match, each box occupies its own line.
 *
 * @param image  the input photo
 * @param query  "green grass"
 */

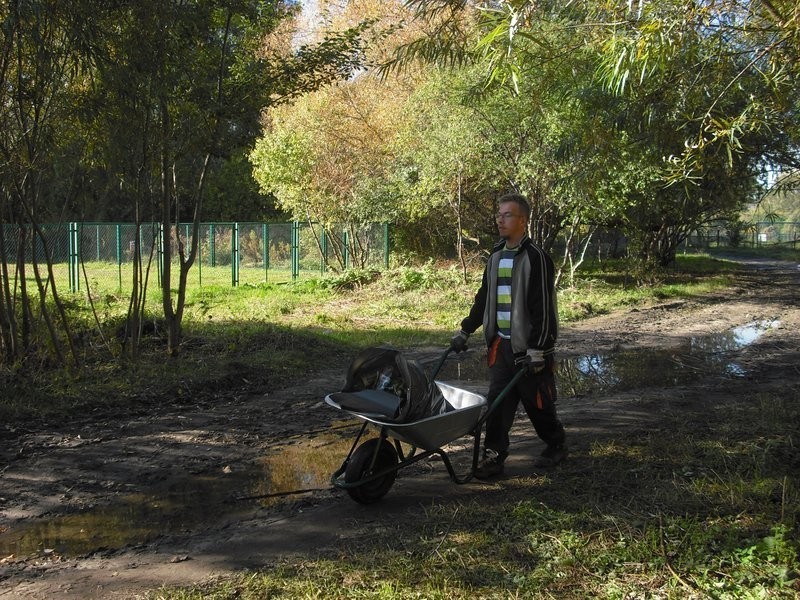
xmin=558 ymin=254 xmax=737 ymax=321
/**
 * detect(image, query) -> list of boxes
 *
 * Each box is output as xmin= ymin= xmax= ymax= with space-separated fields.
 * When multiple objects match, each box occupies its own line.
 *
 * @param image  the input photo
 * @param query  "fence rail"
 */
xmin=2 ymin=221 xmax=390 ymax=297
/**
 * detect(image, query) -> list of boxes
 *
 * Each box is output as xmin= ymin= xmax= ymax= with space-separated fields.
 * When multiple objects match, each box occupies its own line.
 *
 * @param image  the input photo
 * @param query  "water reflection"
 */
xmin=0 ymin=477 xmax=241 ymax=559
xmin=251 ymin=435 xmax=353 ymax=502
xmin=0 ymin=434 xmax=353 ymax=560
xmin=558 ymin=319 xmax=778 ymax=396
xmin=434 ymin=320 xmax=779 ymax=397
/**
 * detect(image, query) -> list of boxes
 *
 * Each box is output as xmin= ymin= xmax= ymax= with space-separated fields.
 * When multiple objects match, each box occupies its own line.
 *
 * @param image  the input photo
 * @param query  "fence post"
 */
xmin=262 ymin=223 xmax=270 ymax=282
xmin=291 ymin=221 xmax=300 ymax=280
xmin=320 ymin=228 xmax=327 ymax=275
xmin=383 ymin=223 xmax=389 ymax=268
xmin=342 ymin=229 xmax=349 ymax=269
xmin=209 ymin=223 xmax=216 ymax=267
xmin=68 ymin=222 xmax=80 ymax=292
xmin=116 ymin=224 xmax=122 ymax=291
xmin=232 ymin=222 xmax=240 ymax=286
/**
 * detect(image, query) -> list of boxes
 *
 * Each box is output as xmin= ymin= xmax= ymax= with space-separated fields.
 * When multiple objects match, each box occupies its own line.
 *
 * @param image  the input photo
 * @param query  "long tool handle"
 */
xmin=428 ymin=346 xmax=453 ymax=380
xmin=465 ymin=366 xmax=528 ymax=482
xmin=474 ymin=366 xmax=528 ymax=430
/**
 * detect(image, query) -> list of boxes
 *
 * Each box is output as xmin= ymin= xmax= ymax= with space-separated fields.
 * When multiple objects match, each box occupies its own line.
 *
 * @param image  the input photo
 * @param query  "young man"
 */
xmin=451 ymin=193 xmax=567 ymax=479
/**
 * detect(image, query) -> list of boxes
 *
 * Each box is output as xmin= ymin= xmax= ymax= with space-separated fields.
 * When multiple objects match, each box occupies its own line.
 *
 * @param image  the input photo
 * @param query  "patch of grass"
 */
xmin=559 ymin=255 xmax=735 ymax=320
xmin=0 ymin=321 xmax=352 ymax=425
xmin=6 ymin=253 xmax=798 ymax=598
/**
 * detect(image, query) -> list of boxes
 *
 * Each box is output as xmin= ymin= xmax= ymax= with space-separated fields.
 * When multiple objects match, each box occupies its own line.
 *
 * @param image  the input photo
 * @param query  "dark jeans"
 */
xmin=484 ymin=337 xmax=565 ymax=458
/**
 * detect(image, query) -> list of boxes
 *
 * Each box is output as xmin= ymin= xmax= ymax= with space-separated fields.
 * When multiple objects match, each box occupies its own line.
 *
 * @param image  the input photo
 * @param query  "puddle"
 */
xmin=0 ymin=321 xmax=778 ymax=560
xmin=435 ymin=320 xmax=779 ymax=397
xmin=558 ymin=319 xmax=778 ymax=396
xmin=0 ymin=434 xmax=354 ymax=560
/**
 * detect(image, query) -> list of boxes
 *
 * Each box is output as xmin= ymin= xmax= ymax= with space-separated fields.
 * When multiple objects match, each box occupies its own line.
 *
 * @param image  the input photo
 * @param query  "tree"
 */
xmin=85 ymin=0 xmax=369 ymax=355
xmin=251 ymin=72 xmax=412 ymax=269
xmin=251 ymin=0 xmax=424 ymax=268
xmin=388 ymin=1 xmax=785 ymax=268
xmin=387 ymin=5 xmax=612 ymax=270
xmin=390 ymin=66 xmax=490 ymax=272
xmin=590 ymin=1 xmax=770 ymax=265
xmin=594 ymin=0 xmax=800 ymax=179
xmin=0 ymin=0 xmax=104 ymax=366
xmin=1 ymin=0 xmax=372 ymax=366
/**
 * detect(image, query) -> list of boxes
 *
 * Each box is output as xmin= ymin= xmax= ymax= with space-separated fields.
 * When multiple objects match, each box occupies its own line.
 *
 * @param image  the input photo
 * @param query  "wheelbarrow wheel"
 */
xmin=345 ymin=438 xmax=398 ymax=504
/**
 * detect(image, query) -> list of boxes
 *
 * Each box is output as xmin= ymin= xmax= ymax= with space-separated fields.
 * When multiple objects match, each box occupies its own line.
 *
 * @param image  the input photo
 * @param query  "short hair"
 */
xmin=498 ymin=193 xmax=531 ymax=221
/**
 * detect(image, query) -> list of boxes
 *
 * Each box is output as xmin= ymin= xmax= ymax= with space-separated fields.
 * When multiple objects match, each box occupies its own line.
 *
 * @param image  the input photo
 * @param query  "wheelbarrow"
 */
xmin=325 ymin=347 xmax=527 ymax=504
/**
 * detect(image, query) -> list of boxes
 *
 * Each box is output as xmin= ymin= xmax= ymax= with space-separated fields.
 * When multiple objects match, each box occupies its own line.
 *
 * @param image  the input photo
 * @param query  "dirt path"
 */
xmin=1 ymin=257 xmax=799 ymax=599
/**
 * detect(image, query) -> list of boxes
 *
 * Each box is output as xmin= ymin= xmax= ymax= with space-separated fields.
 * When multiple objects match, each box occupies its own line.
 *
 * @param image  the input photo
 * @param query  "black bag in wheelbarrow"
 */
xmin=334 ymin=346 xmax=447 ymax=422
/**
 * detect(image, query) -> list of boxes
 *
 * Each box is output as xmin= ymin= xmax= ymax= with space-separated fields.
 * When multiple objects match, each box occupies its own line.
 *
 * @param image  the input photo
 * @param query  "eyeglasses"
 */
xmin=496 ymin=212 xmax=521 ymax=221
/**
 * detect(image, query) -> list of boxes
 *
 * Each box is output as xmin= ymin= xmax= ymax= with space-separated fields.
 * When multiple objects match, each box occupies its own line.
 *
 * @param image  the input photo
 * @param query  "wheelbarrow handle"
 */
xmin=430 ymin=345 xmax=528 ymax=427
xmin=474 ymin=366 xmax=528 ymax=430
xmin=431 ymin=345 xmax=528 ymax=429
xmin=428 ymin=346 xmax=454 ymax=381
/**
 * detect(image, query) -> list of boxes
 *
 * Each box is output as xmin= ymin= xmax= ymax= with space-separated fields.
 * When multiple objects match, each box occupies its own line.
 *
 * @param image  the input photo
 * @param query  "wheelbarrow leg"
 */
xmin=471 ymin=423 xmax=483 ymax=473
xmin=332 ymin=420 xmax=370 ymax=480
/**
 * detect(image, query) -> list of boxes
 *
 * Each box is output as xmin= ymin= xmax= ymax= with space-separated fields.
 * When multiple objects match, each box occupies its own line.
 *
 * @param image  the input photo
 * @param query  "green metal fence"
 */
xmin=2 ymin=221 xmax=390 ymax=296
xmin=688 ymin=222 xmax=799 ymax=250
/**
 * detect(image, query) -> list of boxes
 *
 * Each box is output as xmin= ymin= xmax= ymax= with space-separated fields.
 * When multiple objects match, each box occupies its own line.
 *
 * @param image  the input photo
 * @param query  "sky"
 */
xmin=295 ymin=0 xmax=321 ymax=46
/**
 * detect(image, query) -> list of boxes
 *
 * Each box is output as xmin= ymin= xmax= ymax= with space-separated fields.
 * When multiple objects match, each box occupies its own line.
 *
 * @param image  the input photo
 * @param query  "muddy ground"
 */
xmin=1 ymin=256 xmax=799 ymax=599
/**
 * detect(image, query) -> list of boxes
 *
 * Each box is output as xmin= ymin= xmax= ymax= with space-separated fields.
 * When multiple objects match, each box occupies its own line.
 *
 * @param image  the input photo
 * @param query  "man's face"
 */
xmin=496 ymin=201 xmax=527 ymax=242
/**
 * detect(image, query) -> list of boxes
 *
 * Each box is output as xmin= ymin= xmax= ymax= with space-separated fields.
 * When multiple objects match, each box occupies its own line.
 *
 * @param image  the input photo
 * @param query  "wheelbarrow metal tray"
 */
xmin=326 ymin=381 xmax=486 ymax=451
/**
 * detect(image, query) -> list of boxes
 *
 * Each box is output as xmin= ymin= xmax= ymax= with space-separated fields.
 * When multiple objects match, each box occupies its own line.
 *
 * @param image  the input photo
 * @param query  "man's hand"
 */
xmin=450 ymin=330 xmax=469 ymax=353
xmin=515 ymin=349 xmax=546 ymax=373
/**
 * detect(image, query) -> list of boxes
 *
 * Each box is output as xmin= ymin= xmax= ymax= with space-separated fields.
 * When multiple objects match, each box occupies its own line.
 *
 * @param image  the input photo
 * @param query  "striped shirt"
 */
xmin=496 ymin=245 xmax=517 ymax=338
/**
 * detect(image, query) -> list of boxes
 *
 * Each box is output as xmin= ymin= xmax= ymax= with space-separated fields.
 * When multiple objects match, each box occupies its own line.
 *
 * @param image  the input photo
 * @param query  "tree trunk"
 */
xmin=159 ymin=94 xmax=180 ymax=355
xmin=0 ymin=223 xmax=17 ymax=360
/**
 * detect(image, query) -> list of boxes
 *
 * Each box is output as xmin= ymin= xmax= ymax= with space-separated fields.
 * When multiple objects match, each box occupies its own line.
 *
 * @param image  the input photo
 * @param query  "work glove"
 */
xmin=515 ymin=349 xmax=546 ymax=374
xmin=450 ymin=330 xmax=469 ymax=353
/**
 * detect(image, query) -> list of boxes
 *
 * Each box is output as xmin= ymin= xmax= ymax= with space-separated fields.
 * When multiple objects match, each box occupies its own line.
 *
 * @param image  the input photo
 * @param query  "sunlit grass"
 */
xmin=558 ymin=254 xmax=736 ymax=320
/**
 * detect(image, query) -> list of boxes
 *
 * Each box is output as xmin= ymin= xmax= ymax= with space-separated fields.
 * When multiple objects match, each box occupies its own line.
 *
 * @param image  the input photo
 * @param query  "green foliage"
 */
xmin=592 ymin=1 xmax=794 ymax=190
xmin=251 ymin=127 xmax=316 ymax=216
xmin=383 ymin=1 xmax=786 ymax=269
xmin=203 ymin=150 xmax=285 ymax=222
xmin=390 ymin=260 xmax=465 ymax=292
xmin=319 ymin=269 xmax=381 ymax=291
xmin=0 ymin=0 xmax=378 ymax=365
xmin=752 ymin=173 xmax=800 ymax=224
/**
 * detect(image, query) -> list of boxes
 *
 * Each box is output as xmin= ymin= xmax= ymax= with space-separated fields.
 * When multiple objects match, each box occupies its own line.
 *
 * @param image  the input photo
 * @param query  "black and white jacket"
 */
xmin=460 ymin=236 xmax=558 ymax=357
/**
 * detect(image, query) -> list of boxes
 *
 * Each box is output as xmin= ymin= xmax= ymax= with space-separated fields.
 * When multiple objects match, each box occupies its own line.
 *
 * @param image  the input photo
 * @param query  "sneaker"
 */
xmin=474 ymin=449 xmax=505 ymax=480
xmin=533 ymin=445 xmax=568 ymax=468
